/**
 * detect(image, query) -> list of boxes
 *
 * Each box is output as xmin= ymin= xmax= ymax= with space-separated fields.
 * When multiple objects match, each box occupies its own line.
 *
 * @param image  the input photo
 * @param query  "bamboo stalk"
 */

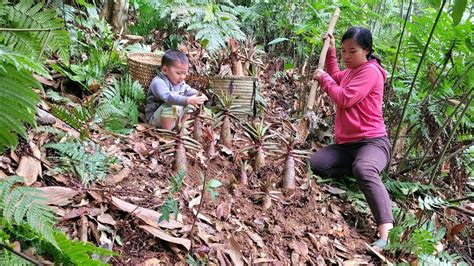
xmin=428 ymin=93 xmax=474 ymax=184
xmin=387 ymin=0 xmax=412 ymax=89
xmin=306 ymin=7 xmax=340 ymax=110
xmin=389 ymin=0 xmax=447 ymax=171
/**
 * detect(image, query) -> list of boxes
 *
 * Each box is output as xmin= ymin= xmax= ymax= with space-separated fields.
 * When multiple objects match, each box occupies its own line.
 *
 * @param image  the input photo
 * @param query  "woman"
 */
xmin=311 ymin=26 xmax=393 ymax=249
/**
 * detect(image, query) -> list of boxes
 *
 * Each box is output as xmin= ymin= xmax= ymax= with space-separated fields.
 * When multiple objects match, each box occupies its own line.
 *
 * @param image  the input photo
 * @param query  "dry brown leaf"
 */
xmin=139 ymin=225 xmax=191 ymax=250
xmin=141 ymin=258 xmax=163 ymax=266
xmin=111 ymin=196 xmax=183 ymax=229
xmin=245 ymin=230 xmax=264 ymax=248
xmin=39 ymin=186 xmax=79 ymax=206
xmin=33 ymin=74 xmax=57 ymax=87
xmin=61 ymin=207 xmax=90 ymax=222
xmin=133 ymin=142 xmax=148 ymax=156
xmin=215 ymin=202 xmax=231 ymax=221
xmin=225 ymin=235 xmax=244 ymax=266
xmin=188 ymin=195 xmax=213 ymax=224
xmin=97 ymin=213 xmax=117 ymax=226
xmin=108 ymin=167 xmax=130 ymax=184
xmin=253 ymin=258 xmax=277 ymax=263
xmin=16 ymin=156 xmax=41 ymax=186
xmin=51 ymin=174 xmax=69 ymax=184
xmin=289 ymin=240 xmax=308 ymax=258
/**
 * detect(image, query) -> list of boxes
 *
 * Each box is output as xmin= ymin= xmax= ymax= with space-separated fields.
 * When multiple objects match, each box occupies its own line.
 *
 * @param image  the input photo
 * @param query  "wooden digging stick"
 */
xmin=306 ymin=7 xmax=340 ymax=110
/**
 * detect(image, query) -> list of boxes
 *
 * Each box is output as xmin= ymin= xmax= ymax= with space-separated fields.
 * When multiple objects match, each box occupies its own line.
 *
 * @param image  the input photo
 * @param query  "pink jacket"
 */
xmin=318 ymin=47 xmax=387 ymax=144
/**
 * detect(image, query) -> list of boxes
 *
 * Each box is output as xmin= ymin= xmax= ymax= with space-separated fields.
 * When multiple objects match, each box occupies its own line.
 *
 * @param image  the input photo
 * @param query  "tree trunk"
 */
xmin=101 ymin=0 xmax=129 ymax=33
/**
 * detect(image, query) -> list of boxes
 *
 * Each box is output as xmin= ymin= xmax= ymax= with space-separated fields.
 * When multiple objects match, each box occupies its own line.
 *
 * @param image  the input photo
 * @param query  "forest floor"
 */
xmin=1 ymin=35 xmax=415 ymax=265
xmin=3 ymin=63 xmax=390 ymax=265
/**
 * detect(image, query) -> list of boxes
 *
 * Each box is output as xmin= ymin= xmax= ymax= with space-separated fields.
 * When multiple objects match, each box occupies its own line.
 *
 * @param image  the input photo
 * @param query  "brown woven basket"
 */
xmin=128 ymin=52 xmax=162 ymax=90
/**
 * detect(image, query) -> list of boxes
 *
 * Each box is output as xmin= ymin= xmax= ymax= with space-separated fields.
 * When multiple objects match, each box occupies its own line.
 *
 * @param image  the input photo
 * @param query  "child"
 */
xmin=145 ymin=50 xmax=207 ymax=130
xmin=310 ymin=27 xmax=393 ymax=251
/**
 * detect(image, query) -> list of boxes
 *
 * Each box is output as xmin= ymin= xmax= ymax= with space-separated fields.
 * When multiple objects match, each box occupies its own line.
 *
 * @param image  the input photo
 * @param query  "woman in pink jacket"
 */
xmin=311 ymin=26 xmax=392 ymax=250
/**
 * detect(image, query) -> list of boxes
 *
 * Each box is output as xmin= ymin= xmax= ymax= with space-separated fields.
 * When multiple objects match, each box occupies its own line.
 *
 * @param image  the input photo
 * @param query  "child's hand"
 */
xmin=187 ymin=95 xmax=207 ymax=106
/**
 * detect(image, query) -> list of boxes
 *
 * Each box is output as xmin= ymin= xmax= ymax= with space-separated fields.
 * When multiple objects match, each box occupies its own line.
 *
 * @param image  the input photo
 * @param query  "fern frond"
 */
xmin=53 ymin=231 xmax=115 ymax=266
xmin=46 ymin=141 xmax=117 ymax=186
xmin=1 ymin=0 xmax=71 ymax=61
xmin=0 ymin=176 xmax=58 ymax=249
xmin=0 ymin=249 xmax=33 ymax=266
xmin=0 ymin=63 xmax=40 ymax=152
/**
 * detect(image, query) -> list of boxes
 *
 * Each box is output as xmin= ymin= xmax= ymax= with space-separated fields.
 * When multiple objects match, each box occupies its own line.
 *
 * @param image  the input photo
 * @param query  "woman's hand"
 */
xmin=323 ymin=32 xmax=335 ymax=49
xmin=313 ymin=69 xmax=326 ymax=81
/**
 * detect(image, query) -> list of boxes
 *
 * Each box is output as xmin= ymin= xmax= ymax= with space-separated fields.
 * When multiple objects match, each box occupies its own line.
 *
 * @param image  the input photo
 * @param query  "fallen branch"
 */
xmin=0 ymin=242 xmax=42 ymax=266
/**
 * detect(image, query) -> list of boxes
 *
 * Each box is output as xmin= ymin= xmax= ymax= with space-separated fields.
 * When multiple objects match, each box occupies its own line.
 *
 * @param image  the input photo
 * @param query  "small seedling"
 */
xmin=159 ymin=169 xmax=186 ymax=223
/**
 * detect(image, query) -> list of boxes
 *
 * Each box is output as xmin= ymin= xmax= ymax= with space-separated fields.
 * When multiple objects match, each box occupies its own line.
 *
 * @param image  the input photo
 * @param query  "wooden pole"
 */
xmin=306 ymin=8 xmax=340 ymax=110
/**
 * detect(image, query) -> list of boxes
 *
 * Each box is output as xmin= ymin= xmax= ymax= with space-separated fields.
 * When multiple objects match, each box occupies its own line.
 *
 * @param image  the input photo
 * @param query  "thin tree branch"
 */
xmin=0 ymin=242 xmax=42 ymax=265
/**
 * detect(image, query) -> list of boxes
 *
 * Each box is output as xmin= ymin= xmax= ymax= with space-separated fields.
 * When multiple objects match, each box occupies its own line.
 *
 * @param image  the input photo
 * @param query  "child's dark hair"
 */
xmin=341 ymin=26 xmax=381 ymax=64
xmin=161 ymin=50 xmax=189 ymax=67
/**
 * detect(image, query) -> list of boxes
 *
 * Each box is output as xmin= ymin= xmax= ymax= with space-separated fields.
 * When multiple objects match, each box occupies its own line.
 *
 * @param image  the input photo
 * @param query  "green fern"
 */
xmin=384 ymin=179 xmax=431 ymax=199
xmin=0 ymin=248 xmax=33 ymax=266
xmin=52 ymin=231 xmax=115 ymax=266
xmin=159 ymin=0 xmax=246 ymax=53
xmin=0 ymin=0 xmax=70 ymax=61
xmin=0 ymin=176 xmax=58 ymax=249
xmin=99 ymin=76 xmax=145 ymax=134
xmin=418 ymin=195 xmax=449 ymax=210
xmin=0 ymin=62 xmax=40 ymax=152
xmin=46 ymin=141 xmax=118 ymax=186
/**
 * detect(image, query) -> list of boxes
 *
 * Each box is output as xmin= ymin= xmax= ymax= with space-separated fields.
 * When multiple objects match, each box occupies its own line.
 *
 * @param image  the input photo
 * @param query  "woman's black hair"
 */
xmin=161 ymin=50 xmax=189 ymax=67
xmin=341 ymin=26 xmax=381 ymax=64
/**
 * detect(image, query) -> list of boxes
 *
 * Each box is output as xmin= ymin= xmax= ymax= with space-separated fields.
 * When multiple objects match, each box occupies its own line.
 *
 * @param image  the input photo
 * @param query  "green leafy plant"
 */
xmin=0 ymin=49 xmax=43 ymax=152
xmin=157 ymin=0 xmax=248 ymax=53
xmin=159 ymin=170 xmax=186 ymax=223
xmin=50 ymin=95 xmax=123 ymax=139
xmin=0 ymin=176 xmax=115 ymax=264
xmin=46 ymin=141 xmax=118 ymax=186
xmin=0 ymin=0 xmax=71 ymax=61
xmin=99 ymin=76 xmax=145 ymax=134
xmin=52 ymin=230 xmax=116 ymax=265
xmin=206 ymin=178 xmax=222 ymax=201
xmin=0 ymin=176 xmax=57 ymax=249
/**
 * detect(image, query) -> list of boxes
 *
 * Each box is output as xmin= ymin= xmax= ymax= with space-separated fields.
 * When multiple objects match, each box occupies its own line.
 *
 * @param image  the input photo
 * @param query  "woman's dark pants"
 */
xmin=310 ymin=136 xmax=393 ymax=225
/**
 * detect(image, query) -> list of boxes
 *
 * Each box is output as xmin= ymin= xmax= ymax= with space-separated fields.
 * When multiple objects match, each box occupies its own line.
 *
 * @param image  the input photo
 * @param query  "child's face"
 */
xmin=162 ymin=62 xmax=189 ymax=85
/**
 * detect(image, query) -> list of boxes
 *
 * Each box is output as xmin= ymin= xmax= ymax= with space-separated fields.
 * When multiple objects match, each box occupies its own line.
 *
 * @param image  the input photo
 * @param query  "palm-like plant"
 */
xmin=277 ymin=136 xmax=312 ymax=189
xmin=241 ymin=120 xmax=278 ymax=171
xmin=159 ymin=121 xmax=202 ymax=172
xmin=214 ymin=92 xmax=246 ymax=147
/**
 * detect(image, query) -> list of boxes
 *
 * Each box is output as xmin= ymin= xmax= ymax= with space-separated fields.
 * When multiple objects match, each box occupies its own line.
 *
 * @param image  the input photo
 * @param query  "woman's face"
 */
xmin=340 ymin=38 xmax=369 ymax=69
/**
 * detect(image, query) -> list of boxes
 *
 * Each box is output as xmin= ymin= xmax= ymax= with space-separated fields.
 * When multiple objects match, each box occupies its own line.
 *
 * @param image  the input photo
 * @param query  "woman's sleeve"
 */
xmin=325 ymin=47 xmax=345 ymax=84
xmin=319 ymin=66 xmax=380 ymax=109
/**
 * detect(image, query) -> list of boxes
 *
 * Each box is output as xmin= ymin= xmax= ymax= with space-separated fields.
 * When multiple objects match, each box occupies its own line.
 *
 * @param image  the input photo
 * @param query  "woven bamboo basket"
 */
xmin=128 ymin=52 xmax=162 ymax=90
xmin=211 ymin=75 xmax=256 ymax=120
